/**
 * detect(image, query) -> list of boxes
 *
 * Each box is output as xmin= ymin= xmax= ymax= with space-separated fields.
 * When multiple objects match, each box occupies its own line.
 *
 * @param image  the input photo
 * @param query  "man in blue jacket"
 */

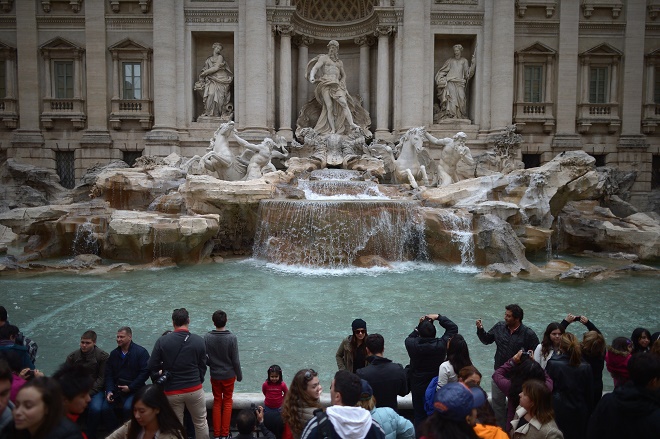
xmin=357 ymin=333 xmax=408 ymax=410
xmin=104 ymin=326 xmax=150 ymax=427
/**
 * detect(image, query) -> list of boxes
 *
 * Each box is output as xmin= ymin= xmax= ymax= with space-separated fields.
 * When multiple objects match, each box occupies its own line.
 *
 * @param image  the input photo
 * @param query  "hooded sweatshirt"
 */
xmin=300 ymin=406 xmax=385 ymax=439
xmin=586 ymin=382 xmax=660 ymax=439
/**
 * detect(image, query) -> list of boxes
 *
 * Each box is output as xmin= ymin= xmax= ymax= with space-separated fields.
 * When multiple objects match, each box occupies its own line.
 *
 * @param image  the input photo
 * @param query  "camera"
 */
xmin=574 ymin=316 xmax=582 ymax=322
xmin=155 ymin=371 xmax=170 ymax=386
xmin=250 ymin=403 xmax=261 ymax=417
xmin=24 ymin=369 xmax=35 ymax=379
xmin=520 ymin=351 xmax=530 ymax=359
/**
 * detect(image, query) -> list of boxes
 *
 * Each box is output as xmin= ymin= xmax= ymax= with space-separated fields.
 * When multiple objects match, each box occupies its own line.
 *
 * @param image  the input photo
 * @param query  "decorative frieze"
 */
xmin=105 ymin=15 xmax=152 ymax=29
xmin=184 ymin=9 xmax=238 ymax=24
xmin=515 ymin=21 xmax=559 ymax=36
xmin=36 ymin=15 xmax=85 ymax=28
xmin=290 ymin=13 xmax=380 ymax=40
xmin=435 ymin=0 xmax=478 ymax=4
xmin=430 ymin=12 xmax=483 ymax=27
xmin=581 ymin=0 xmax=623 ymax=19
xmin=267 ymin=6 xmax=295 ymax=26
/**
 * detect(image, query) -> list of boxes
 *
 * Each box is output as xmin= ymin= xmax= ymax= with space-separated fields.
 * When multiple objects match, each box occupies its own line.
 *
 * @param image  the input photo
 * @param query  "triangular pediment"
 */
xmin=517 ymin=42 xmax=556 ymax=55
xmin=0 ymin=40 xmax=15 ymax=50
xmin=108 ymin=38 xmax=150 ymax=52
xmin=581 ymin=43 xmax=622 ymax=57
xmin=40 ymin=37 xmax=83 ymax=51
xmin=647 ymin=48 xmax=660 ymax=58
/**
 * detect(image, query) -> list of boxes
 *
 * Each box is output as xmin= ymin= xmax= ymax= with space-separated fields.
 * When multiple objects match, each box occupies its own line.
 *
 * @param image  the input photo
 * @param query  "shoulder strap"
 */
xmin=314 ymin=409 xmax=334 ymax=439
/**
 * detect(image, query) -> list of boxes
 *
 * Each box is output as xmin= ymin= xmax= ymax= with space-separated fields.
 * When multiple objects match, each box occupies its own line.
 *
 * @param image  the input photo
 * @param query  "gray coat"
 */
xmin=204 ymin=329 xmax=242 ymax=381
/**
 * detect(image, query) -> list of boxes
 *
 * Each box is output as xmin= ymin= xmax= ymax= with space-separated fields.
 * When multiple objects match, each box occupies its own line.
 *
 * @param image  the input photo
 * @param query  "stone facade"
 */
xmin=0 ymin=0 xmax=658 ymax=208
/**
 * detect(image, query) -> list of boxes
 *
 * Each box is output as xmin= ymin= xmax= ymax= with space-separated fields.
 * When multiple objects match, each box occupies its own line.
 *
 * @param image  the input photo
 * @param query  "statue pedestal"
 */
xmin=196 ymin=115 xmax=232 ymax=124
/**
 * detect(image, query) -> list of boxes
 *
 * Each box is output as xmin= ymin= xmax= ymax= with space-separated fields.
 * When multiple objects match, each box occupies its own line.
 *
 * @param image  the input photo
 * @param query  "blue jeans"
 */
xmin=92 ymin=392 xmax=134 ymax=432
xmin=85 ymin=392 xmax=106 ymax=439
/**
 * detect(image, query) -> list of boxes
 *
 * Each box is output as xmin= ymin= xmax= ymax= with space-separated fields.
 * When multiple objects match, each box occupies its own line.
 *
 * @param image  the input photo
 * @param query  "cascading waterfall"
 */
xmin=438 ymin=210 xmax=475 ymax=267
xmin=252 ymin=170 xmax=427 ymax=268
xmin=71 ymin=219 xmax=100 ymax=255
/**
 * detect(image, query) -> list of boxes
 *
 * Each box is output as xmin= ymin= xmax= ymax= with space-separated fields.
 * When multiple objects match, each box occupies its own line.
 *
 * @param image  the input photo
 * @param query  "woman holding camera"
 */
xmin=492 ymin=350 xmax=552 ymax=432
xmin=545 ymin=333 xmax=594 ymax=439
xmin=105 ymin=384 xmax=186 ymax=439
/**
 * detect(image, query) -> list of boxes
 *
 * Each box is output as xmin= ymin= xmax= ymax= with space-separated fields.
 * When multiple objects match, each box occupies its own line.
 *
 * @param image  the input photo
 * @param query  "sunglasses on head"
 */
xmin=268 ymin=365 xmax=282 ymax=373
xmin=304 ymin=369 xmax=317 ymax=381
xmin=354 ymin=329 xmax=366 ymax=334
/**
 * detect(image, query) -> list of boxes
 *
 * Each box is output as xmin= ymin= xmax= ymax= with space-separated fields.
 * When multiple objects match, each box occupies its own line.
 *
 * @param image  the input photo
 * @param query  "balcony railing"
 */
xmin=642 ymin=103 xmax=660 ymax=134
xmin=577 ymin=102 xmax=620 ymax=133
xmin=0 ymin=97 xmax=18 ymax=129
xmin=110 ymin=98 xmax=153 ymax=130
xmin=513 ymin=102 xmax=555 ymax=133
xmin=40 ymin=98 xmax=86 ymax=129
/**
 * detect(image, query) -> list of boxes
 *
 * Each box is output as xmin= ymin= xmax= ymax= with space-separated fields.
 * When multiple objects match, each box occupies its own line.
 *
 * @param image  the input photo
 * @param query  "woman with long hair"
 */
xmin=510 ymin=380 xmax=564 ymax=439
xmin=335 ymin=319 xmax=368 ymax=373
xmin=0 ymin=376 xmax=81 ymax=439
xmin=533 ymin=323 xmax=564 ymax=369
xmin=631 ymin=327 xmax=652 ymax=354
xmin=580 ymin=330 xmax=606 ymax=405
xmin=492 ymin=350 xmax=552 ymax=432
xmin=545 ymin=333 xmax=593 ymax=439
xmin=106 ymin=385 xmax=186 ymax=439
xmin=437 ymin=334 xmax=472 ymax=390
xmin=281 ymin=369 xmax=323 ymax=439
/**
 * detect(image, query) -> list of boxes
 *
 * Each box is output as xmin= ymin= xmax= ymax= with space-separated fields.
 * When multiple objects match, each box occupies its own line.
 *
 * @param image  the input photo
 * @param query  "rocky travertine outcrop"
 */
xmin=104 ymin=210 xmax=219 ymax=263
xmin=0 ymin=159 xmax=69 ymax=213
xmin=558 ymin=200 xmax=660 ymax=260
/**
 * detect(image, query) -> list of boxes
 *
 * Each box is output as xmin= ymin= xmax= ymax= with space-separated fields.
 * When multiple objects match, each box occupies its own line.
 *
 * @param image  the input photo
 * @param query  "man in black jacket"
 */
xmin=148 ymin=308 xmax=209 ymax=439
xmin=357 ymin=333 xmax=408 ymax=410
xmin=405 ymin=313 xmax=458 ymax=429
xmin=587 ymin=352 xmax=660 ymax=439
xmin=476 ymin=303 xmax=539 ymax=428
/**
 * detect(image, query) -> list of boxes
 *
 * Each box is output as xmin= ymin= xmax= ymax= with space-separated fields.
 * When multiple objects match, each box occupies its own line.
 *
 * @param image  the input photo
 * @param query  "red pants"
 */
xmin=211 ymin=377 xmax=236 ymax=437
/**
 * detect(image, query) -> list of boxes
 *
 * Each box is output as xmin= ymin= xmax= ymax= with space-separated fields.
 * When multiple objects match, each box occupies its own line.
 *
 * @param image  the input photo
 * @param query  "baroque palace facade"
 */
xmin=0 ymin=0 xmax=659 ymax=208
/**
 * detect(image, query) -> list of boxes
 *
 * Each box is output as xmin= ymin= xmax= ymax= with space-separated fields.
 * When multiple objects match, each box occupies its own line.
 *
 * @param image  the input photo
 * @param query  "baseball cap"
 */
xmin=433 ymin=382 xmax=486 ymax=421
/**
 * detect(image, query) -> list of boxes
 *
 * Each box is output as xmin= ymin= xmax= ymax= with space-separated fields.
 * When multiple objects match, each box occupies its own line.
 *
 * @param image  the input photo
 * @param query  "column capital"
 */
xmin=274 ymin=24 xmax=294 ymax=37
xmin=294 ymin=34 xmax=314 ymax=48
xmin=354 ymin=35 xmax=375 ymax=47
xmin=374 ymin=25 xmax=395 ymax=38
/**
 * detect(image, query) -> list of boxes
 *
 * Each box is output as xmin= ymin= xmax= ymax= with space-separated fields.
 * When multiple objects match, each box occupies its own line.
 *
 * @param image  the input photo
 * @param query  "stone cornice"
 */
xmin=430 ymin=12 xmax=483 ymax=26
xmin=579 ymin=22 xmax=625 ymax=33
xmin=266 ymin=6 xmax=296 ymax=26
xmin=434 ymin=0 xmax=478 ymax=4
xmin=290 ymin=14 xmax=381 ymax=41
xmin=0 ymin=16 xmax=15 ymax=27
xmin=36 ymin=15 xmax=85 ymax=28
xmin=184 ymin=9 xmax=238 ymax=24
xmin=106 ymin=15 xmax=152 ymax=29
xmin=515 ymin=21 xmax=560 ymax=34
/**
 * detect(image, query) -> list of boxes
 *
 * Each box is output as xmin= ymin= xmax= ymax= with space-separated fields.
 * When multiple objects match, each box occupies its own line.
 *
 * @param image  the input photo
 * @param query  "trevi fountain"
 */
xmin=0 ymin=38 xmax=658 ymax=394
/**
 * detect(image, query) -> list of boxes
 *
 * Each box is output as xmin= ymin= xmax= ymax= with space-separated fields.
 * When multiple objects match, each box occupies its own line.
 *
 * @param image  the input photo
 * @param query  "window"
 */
xmin=589 ymin=67 xmax=608 ymax=103
xmin=123 ymin=62 xmax=141 ymax=100
xmin=0 ymin=60 xmax=5 ymax=99
xmin=522 ymin=154 xmax=541 ymax=169
xmin=56 ymin=151 xmax=75 ymax=189
xmin=592 ymin=154 xmax=606 ymax=167
xmin=524 ymin=65 xmax=543 ymax=103
xmin=54 ymin=61 xmax=74 ymax=99
xmin=653 ymin=155 xmax=660 ymax=190
xmin=122 ymin=150 xmax=142 ymax=167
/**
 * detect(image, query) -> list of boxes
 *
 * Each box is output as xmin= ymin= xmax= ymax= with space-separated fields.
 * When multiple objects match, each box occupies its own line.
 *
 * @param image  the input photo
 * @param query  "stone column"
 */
xmin=240 ymin=0 xmax=269 ymax=136
xmin=617 ymin=0 xmax=649 ymax=203
xmin=277 ymin=24 xmax=294 ymax=140
xmin=400 ymin=0 xmax=427 ymax=129
xmin=4 ymin=54 xmax=14 ymax=99
xmin=545 ymin=56 xmax=553 ymax=102
xmin=619 ymin=0 xmax=646 ymax=142
xmin=111 ymin=53 xmax=119 ymax=100
xmin=83 ymin=0 xmax=109 ymax=131
xmin=552 ymin=0 xmax=581 ymax=148
xmin=296 ymin=36 xmax=312 ymax=116
xmin=11 ymin=0 xmax=44 ymax=156
xmin=355 ymin=36 xmax=371 ymax=112
xmin=375 ymin=26 xmax=392 ymax=138
xmin=489 ymin=0 xmax=515 ymax=130
xmin=145 ymin=0 xmax=180 ymax=155
xmin=516 ymin=57 xmax=524 ymax=102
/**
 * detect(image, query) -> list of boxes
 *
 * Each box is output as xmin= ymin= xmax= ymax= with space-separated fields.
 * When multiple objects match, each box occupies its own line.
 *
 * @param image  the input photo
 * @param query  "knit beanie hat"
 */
xmin=352 ymin=318 xmax=367 ymax=332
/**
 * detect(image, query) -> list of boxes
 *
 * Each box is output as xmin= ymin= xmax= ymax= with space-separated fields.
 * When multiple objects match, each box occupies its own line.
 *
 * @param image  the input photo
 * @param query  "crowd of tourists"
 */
xmin=0 ymin=304 xmax=658 ymax=439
